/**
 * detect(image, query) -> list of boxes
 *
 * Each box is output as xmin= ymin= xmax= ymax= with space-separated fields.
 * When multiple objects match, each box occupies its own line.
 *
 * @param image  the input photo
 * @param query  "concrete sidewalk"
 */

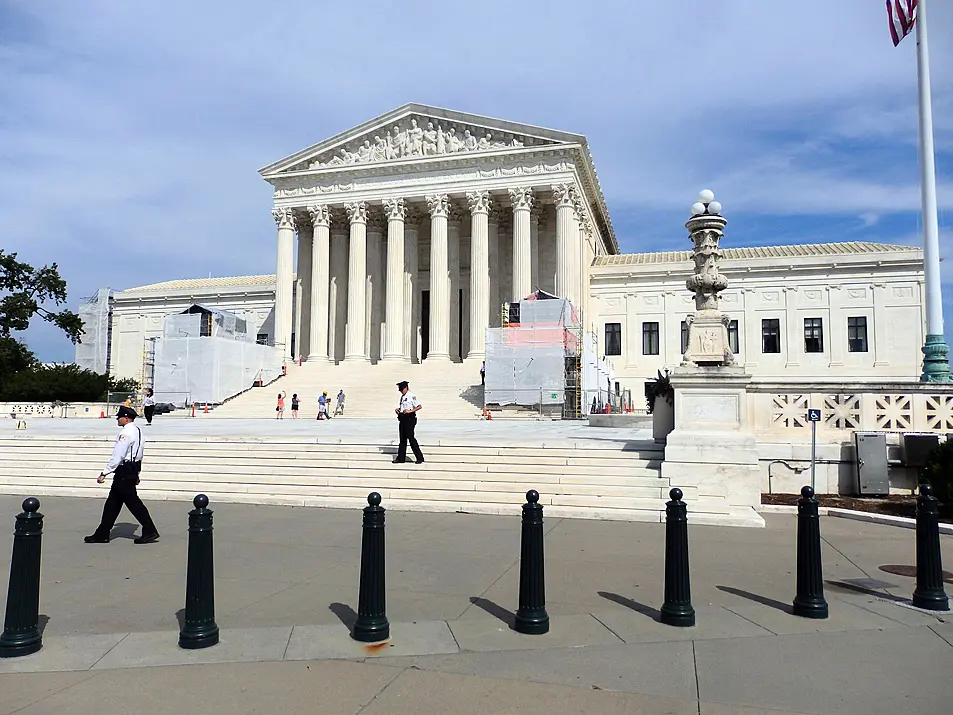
xmin=0 ymin=495 xmax=951 ymax=714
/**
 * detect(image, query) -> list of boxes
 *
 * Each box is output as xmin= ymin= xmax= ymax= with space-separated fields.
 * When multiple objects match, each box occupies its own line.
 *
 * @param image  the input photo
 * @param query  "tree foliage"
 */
xmin=0 ymin=364 xmax=138 ymax=403
xmin=0 ymin=249 xmax=84 ymax=343
xmin=922 ymin=440 xmax=953 ymax=505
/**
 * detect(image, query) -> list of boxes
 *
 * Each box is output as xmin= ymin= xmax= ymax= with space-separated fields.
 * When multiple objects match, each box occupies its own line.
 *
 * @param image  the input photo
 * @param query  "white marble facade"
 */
xmin=261 ymin=104 xmax=614 ymax=363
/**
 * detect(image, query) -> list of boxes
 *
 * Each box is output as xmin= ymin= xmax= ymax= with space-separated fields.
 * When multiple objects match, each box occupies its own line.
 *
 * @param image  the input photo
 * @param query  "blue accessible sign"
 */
xmin=807 ymin=409 xmax=821 ymax=422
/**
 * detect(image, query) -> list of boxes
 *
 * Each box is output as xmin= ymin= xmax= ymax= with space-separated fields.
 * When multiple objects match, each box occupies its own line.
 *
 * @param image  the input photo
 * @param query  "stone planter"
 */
xmin=652 ymin=397 xmax=675 ymax=444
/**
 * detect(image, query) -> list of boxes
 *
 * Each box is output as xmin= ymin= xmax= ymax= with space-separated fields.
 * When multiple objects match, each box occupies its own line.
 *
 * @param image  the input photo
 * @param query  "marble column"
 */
xmin=426 ymin=194 xmax=451 ymax=361
xmin=382 ymin=197 xmax=406 ymax=361
xmin=328 ymin=223 xmax=348 ymax=362
xmin=403 ymin=207 xmax=421 ymax=362
xmin=448 ymin=203 xmax=463 ymax=361
xmin=295 ymin=220 xmax=313 ymax=360
xmin=308 ymin=205 xmax=331 ymax=361
xmin=552 ymin=184 xmax=577 ymax=307
xmin=488 ymin=205 xmax=502 ymax=328
xmin=272 ymin=207 xmax=296 ymax=360
xmin=573 ymin=199 xmax=588 ymax=317
xmin=509 ymin=187 xmax=533 ymax=301
xmin=467 ymin=191 xmax=490 ymax=360
xmin=344 ymin=201 xmax=368 ymax=361
xmin=530 ymin=204 xmax=542 ymax=294
xmin=366 ymin=209 xmax=384 ymax=362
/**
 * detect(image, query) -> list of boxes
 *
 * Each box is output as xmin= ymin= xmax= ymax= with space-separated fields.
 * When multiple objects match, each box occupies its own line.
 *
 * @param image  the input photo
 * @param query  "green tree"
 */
xmin=0 ymin=336 xmax=37 ymax=386
xmin=0 ymin=250 xmax=84 ymax=343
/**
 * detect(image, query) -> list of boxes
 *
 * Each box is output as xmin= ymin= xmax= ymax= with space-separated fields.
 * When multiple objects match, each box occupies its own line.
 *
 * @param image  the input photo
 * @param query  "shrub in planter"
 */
xmin=645 ymin=369 xmax=673 ymax=415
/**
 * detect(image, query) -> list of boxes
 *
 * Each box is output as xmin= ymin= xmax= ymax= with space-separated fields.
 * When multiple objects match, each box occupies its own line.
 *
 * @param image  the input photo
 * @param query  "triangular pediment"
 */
xmin=260 ymin=103 xmax=584 ymax=176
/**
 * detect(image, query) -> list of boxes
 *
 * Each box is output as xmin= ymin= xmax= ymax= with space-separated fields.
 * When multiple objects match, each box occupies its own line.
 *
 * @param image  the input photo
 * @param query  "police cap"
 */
xmin=396 ymin=380 xmax=409 ymax=390
xmin=116 ymin=406 xmax=138 ymax=420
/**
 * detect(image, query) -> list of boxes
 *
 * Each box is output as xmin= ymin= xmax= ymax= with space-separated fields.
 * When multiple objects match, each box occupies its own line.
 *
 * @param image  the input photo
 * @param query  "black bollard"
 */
xmin=792 ymin=486 xmax=829 ymax=619
xmin=352 ymin=492 xmax=389 ymax=642
xmin=514 ymin=490 xmax=549 ymax=634
xmin=660 ymin=488 xmax=695 ymax=627
xmin=912 ymin=483 xmax=950 ymax=611
xmin=0 ymin=498 xmax=43 ymax=658
xmin=179 ymin=494 xmax=219 ymax=649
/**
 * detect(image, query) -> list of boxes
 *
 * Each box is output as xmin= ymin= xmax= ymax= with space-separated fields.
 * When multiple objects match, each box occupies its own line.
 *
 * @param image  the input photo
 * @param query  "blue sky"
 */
xmin=2 ymin=0 xmax=951 ymax=363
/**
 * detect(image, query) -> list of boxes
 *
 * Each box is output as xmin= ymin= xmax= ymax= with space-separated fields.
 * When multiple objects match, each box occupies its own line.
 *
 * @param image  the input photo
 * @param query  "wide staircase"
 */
xmin=0 ymin=435 xmax=680 ymax=522
xmin=213 ymin=361 xmax=485 ymax=419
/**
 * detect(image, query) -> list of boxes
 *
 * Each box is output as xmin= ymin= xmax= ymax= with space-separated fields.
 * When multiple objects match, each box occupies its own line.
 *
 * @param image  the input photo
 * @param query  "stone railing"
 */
xmin=2 ymin=402 xmax=111 ymax=419
xmin=746 ymin=381 xmax=953 ymax=436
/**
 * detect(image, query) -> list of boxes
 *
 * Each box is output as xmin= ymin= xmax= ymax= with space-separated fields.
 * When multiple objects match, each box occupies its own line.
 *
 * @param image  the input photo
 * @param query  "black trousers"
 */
xmin=396 ymin=414 xmax=424 ymax=463
xmin=144 ymin=405 xmax=155 ymax=424
xmin=93 ymin=476 xmax=159 ymax=538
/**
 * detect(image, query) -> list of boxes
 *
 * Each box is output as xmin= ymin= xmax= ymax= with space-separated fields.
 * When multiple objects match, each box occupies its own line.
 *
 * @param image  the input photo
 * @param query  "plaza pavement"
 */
xmin=0 ymin=495 xmax=951 ymax=714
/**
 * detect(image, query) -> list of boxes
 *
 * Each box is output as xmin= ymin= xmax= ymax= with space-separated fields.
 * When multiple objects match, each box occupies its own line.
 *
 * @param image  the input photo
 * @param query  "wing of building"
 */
xmin=76 ymin=103 xmax=926 ymax=409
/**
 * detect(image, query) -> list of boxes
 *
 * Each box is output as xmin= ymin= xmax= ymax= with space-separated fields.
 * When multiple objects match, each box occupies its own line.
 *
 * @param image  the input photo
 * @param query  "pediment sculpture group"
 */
xmin=311 ymin=117 xmax=528 ymax=168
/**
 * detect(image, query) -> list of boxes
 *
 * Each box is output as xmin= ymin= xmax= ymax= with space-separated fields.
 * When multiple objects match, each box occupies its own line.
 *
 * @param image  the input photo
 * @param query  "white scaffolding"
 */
xmin=74 ymin=288 xmax=113 ymax=374
xmin=152 ymin=305 xmax=282 ymax=406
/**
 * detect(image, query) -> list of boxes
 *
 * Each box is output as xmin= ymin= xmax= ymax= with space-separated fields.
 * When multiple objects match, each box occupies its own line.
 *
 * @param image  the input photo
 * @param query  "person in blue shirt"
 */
xmin=317 ymin=391 xmax=329 ymax=420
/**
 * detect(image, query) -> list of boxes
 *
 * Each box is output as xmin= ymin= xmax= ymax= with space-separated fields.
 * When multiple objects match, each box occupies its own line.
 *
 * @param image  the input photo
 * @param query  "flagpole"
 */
xmin=916 ymin=0 xmax=949 ymax=381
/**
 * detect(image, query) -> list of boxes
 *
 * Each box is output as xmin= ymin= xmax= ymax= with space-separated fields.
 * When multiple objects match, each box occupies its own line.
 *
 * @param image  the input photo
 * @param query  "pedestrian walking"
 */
xmin=291 ymin=393 xmax=300 ymax=419
xmin=84 ymin=406 xmax=160 ymax=544
xmin=480 ymin=360 xmax=485 ymax=386
xmin=276 ymin=391 xmax=286 ymax=419
xmin=393 ymin=380 xmax=424 ymax=464
xmin=317 ymin=391 xmax=329 ymax=420
xmin=143 ymin=388 xmax=156 ymax=425
xmin=334 ymin=389 xmax=346 ymax=416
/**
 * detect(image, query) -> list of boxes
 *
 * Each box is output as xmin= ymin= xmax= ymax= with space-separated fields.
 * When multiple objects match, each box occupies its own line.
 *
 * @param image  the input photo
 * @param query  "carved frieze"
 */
xmin=304 ymin=115 xmax=538 ymax=169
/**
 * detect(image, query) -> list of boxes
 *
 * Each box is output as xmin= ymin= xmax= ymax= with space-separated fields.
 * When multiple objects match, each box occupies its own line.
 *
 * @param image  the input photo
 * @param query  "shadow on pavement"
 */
xmin=37 ymin=614 xmax=50 ymax=634
xmin=329 ymin=602 xmax=358 ymax=629
xmin=469 ymin=597 xmax=514 ymax=627
xmin=175 ymin=608 xmax=186 ymax=630
xmin=597 ymin=591 xmax=661 ymax=620
xmin=109 ymin=523 xmax=140 ymax=540
xmin=717 ymin=585 xmax=793 ymax=614
xmin=825 ymin=579 xmax=908 ymax=602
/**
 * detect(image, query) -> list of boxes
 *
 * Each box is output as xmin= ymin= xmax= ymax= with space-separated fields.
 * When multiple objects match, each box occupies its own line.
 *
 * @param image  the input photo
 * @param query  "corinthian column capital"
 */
xmin=272 ymin=207 xmax=297 ymax=230
xmin=466 ymin=190 xmax=491 ymax=215
xmin=382 ymin=197 xmax=406 ymax=221
xmin=508 ymin=187 xmax=535 ymax=211
xmin=344 ymin=201 xmax=368 ymax=225
xmin=551 ymin=183 xmax=577 ymax=208
xmin=307 ymin=204 xmax=332 ymax=228
xmin=447 ymin=202 xmax=465 ymax=225
xmin=426 ymin=194 xmax=449 ymax=218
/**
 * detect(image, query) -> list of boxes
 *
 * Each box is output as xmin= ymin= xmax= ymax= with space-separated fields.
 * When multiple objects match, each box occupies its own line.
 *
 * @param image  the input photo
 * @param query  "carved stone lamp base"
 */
xmin=682 ymin=311 xmax=733 ymax=367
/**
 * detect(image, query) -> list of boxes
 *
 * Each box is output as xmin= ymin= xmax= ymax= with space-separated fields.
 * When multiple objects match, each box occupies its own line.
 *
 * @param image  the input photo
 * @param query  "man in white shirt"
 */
xmin=393 ymin=380 xmax=424 ymax=464
xmin=84 ymin=406 xmax=160 ymax=544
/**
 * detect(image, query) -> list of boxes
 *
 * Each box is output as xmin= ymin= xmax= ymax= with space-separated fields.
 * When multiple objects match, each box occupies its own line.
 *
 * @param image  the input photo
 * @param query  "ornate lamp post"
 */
xmin=682 ymin=190 xmax=734 ymax=367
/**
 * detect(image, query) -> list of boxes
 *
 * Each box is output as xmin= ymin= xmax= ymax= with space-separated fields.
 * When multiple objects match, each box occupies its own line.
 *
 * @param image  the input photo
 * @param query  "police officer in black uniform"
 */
xmin=85 ymin=406 xmax=160 ymax=544
xmin=393 ymin=380 xmax=424 ymax=464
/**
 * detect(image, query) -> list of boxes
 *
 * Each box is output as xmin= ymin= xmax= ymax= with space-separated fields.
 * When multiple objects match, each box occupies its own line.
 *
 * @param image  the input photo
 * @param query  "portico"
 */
xmin=260 ymin=104 xmax=617 ymax=363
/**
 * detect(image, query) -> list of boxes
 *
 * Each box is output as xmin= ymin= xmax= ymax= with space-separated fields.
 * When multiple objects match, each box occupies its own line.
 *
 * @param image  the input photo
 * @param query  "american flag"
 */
xmin=887 ymin=0 xmax=917 ymax=46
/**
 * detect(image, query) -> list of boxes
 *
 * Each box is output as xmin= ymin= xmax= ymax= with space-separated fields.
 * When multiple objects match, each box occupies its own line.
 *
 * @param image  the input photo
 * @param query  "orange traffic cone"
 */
xmin=99 ymin=409 xmax=106 ymax=419
xmin=204 ymin=402 xmax=209 ymax=414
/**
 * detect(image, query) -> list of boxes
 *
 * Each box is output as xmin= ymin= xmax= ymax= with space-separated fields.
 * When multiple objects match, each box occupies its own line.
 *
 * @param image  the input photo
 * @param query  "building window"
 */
xmin=256 ymin=333 xmax=268 ymax=345
xmin=848 ymin=317 xmax=868 ymax=352
xmin=762 ymin=319 xmax=781 ymax=354
xmin=680 ymin=321 xmax=689 ymax=354
xmin=642 ymin=322 xmax=660 ymax=355
xmin=728 ymin=320 xmax=740 ymax=354
xmin=804 ymin=318 xmax=824 ymax=353
xmin=605 ymin=323 xmax=622 ymax=356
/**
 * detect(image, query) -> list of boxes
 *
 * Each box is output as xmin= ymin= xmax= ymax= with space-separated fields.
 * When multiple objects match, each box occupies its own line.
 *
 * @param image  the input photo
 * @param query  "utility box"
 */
xmin=902 ymin=433 xmax=939 ymax=469
xmin=854 ymin=432 xmax=889 ymax=496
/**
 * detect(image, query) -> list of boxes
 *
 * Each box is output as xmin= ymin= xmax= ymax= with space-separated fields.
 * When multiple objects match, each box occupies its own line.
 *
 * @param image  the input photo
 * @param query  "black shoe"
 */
xmin=392 ymin=458 xmax=406 ymax=463
xmin=134 ymin=533 xmax=160 ymax=545
xmin=415 ymin=459 xmax=425 ymax=464
xmin=84 ymin=534 xmax=109 ymax=544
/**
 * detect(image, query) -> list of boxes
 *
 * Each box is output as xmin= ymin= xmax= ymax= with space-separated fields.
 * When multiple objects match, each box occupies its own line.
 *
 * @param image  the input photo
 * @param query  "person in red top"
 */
xmin=276 ymin=391 xmax=286 ymax=419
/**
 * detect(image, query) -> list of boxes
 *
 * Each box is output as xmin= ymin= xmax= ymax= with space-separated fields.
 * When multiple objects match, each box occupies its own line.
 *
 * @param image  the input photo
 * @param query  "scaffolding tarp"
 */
xmin=74 ymin=288 xmax=112 ymax=374
xmin=485 ymin=298 xmax=580 ymax=408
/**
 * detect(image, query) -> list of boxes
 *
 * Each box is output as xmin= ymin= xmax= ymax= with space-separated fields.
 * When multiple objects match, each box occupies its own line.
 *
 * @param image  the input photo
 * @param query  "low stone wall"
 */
xmin=2 ymin=403 xmax=110 ymax=419
xmin=588 ymin=414 xmax=652 ymax=428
